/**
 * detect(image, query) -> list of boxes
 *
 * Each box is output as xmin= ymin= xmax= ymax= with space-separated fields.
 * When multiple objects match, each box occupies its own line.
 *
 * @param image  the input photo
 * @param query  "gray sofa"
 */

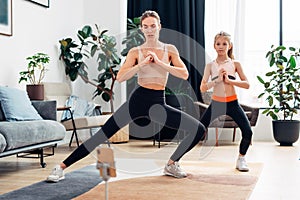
xmin=0 ymin=100 xmax=66 ymax=167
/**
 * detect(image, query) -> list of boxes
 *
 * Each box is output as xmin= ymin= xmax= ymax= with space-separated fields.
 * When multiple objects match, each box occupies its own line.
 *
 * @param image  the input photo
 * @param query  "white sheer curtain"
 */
xmin=205 ymin=0 xmax=246 ymax=100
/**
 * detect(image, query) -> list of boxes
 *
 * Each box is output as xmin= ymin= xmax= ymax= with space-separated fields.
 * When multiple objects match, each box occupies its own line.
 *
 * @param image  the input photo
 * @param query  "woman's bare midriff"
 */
xmin=138 ymin=77 xmax=167 ymax=90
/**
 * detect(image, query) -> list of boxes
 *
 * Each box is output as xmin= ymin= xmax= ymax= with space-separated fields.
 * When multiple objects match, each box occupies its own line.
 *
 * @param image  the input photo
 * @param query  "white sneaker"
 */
xmin=163 ymin=162 xmax=187 ymax=178
xmin=236 ymin=156 xmax=249 ymax=172
xmin=46 ymin=165 xmax=65 ymax=183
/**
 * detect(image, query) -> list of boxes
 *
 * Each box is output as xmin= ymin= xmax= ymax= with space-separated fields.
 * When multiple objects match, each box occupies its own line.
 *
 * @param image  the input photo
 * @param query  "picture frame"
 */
xmin=27 ymin=0 xmax=49 ymax=8
xmin=0 ymin=0 xmax=12 ymax=36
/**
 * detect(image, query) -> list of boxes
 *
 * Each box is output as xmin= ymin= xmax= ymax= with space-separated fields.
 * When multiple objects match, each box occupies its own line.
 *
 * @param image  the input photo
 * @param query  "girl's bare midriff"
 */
xmin=213 ymin=82 xmax=236 ymax=97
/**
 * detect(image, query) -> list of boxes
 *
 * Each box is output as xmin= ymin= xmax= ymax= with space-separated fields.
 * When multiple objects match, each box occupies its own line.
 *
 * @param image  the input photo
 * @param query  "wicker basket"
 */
xmin=109 ymin=125 xmax=129 ymax=143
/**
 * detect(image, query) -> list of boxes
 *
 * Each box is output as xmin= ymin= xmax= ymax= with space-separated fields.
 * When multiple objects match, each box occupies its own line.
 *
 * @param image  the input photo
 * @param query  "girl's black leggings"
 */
xmin=199 ymin=100 xmax=253 ymax=155
xmin=63 ymin=86 xmax=206 ymax=167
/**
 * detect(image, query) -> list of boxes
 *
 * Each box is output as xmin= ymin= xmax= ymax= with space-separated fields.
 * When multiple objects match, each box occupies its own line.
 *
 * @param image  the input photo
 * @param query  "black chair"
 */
xmin=194 ymin=92 xmax=259 ymax=146
xmin=153 ymin=94 xmax=198 ymax=148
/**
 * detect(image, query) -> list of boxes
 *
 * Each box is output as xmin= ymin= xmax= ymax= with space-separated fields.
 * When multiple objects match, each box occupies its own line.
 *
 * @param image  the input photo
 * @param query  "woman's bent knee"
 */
xmin=195 ymin=123 xmax=206 ymax=141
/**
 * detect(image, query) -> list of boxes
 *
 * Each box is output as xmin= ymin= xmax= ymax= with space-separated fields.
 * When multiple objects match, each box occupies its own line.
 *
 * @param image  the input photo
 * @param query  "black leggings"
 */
xmin=63 ymin=86 xmax=205 ymax=167
xmin=200 ymin=100 xmax=253 ymax=155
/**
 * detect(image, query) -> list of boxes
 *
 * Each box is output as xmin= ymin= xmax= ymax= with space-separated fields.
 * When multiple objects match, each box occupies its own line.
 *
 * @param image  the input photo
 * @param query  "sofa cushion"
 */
xmin=0 ymin=86 xmax=42 ymax=121
xmin=0 ymin=134 xmax=6 ymax=153
xmin=61 ymin=95 xmax=97 ymax=121
xmin=0 ymin=120 xmax=65 ymax=151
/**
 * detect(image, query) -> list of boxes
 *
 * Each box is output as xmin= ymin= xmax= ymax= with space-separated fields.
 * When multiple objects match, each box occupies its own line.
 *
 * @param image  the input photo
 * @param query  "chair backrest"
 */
xmin=43 ymin=82 xmax=72 ymax=107
xmin=201 ymin=91 xmax=213 ymax=104
xmin=43 ymin=82 xmax=72 ymax=121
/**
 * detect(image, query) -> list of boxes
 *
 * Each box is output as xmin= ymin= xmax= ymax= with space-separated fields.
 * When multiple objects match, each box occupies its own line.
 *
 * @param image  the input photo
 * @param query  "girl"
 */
xmin=47 ymin=10 xmax=205 ymax=182
xmin=200 ymin=31 xmax=252 ymax=171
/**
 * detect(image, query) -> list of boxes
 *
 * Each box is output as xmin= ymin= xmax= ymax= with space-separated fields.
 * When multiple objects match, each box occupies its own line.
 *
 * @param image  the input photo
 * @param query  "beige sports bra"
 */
xmin=137 ymin=45 xmax=169 ymax=79
xmin=211 ymin=59 xmax=236 ymax=80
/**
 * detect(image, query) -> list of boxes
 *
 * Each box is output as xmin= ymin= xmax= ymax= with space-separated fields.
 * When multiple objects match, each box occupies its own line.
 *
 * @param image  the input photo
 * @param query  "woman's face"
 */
xmin=141 ymin=16 xmax=161 ymax=41
xmin=214 ymin=36 xmax=232 ymax=56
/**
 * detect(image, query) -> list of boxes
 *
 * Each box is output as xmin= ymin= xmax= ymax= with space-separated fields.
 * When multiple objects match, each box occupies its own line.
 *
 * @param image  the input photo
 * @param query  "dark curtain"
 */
xmin=127 ymin=0 xmax=205 ymax=102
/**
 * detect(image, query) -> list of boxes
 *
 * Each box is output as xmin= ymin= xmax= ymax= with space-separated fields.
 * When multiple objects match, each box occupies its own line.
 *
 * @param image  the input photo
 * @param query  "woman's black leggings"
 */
xmin=63 ymin=86 xmax=206 ymax=167
xmin=199 ymin=100 xmax=253 ymax=155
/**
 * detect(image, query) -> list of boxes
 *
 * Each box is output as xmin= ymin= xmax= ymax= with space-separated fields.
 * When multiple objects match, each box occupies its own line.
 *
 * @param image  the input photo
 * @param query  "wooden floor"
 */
xmin=1 ymin=139 xmax=300 ymax=200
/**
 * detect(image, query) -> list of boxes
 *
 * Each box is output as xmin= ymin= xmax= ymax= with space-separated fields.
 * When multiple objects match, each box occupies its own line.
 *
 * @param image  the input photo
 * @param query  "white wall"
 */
xmin=0 ymin=0 xmax=84 ymax=87
xmin=0 ymin=0 xmax=127 ymax=112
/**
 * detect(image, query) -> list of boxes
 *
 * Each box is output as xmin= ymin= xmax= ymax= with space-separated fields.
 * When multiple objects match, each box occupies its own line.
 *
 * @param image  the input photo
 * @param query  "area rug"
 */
xmin=0 ymin=164 xmax=101 ymax=200
xmin=74 ymin=161 xmax=263 ymax=200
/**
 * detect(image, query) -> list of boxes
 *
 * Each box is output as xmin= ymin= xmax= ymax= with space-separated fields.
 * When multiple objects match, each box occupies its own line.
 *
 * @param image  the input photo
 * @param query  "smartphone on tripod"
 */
xmin=97 ymin=147 xmax=117 ymax=177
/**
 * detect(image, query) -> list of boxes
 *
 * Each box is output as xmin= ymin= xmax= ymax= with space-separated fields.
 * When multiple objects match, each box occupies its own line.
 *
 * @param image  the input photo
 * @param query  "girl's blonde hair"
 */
xmin=214 ymin=31 xmax=234 ymax=59
xmin=140 ymin=10 xmax=161 ymax=25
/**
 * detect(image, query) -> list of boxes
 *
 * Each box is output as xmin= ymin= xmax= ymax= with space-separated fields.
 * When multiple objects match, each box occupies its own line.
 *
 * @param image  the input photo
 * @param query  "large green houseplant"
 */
xmin=121 ymin=17 xmax=145 ymax=57
xmin=59 ymin=25 xmax=121 ymax=112
xmin=257 ymin=45 xmax=300 ymax=145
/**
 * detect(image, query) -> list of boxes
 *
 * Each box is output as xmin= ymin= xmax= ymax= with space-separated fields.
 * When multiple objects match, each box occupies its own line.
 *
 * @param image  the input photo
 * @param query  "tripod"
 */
xmin=96 ymin=147 xmax=116 ymax=200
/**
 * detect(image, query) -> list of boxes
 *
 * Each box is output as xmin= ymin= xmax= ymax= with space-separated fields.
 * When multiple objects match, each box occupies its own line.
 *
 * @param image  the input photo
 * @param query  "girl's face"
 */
xmin=214 ymin=36 xmax=232 ymax=56
xmin=141 ymin=17 xmax=161 ymax=41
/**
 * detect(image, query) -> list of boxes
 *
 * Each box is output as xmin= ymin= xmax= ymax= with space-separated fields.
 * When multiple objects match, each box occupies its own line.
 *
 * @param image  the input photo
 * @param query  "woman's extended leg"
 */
xmin=62 ymin=101 xmax=132 ymax=167
xmin=46 ymin=101 xmax=133 ymax=182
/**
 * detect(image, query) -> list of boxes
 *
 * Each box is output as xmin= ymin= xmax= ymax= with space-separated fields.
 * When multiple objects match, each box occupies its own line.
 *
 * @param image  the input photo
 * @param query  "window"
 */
xmin=243 ymin=0 xmax=279 ymax=106
xmin=282 ymin=0 xmax=300 ymax=46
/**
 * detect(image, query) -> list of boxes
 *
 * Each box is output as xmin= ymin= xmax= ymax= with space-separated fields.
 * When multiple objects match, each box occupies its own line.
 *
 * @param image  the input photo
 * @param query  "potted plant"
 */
xmin=257 ymin=45 xmax=300 ymax=146
xmin=59 ymin=25 xmax=121 ymax=113
xmin=121 ymin=17 xmax=145 ymax=57
xmin=19 ymin=52 xmax=50 ymax=100
xmin=121 ymin=16 xmax=145 ymax=98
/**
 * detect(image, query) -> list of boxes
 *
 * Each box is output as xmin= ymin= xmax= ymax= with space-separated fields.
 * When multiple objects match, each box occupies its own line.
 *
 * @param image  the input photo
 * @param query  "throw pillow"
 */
xmin=61 ymin=95 xmax=97 ymax=121
xmin=0 ymin=86 xmax=42 ymax=121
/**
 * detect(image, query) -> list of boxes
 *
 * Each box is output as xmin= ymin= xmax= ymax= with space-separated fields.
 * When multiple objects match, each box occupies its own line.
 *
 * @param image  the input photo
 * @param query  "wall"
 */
xmin=0 ymin=0 xmax=127 ymax=112
xmin=0 ymin=0 xmax=83 ymax=87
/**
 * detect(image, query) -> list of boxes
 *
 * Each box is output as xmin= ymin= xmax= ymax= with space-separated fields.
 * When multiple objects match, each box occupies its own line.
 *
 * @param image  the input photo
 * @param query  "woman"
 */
xmin=47 ymin=10 xmax=205 ymax=182
xmin=200 ymin=31 xmax=252 ymax=172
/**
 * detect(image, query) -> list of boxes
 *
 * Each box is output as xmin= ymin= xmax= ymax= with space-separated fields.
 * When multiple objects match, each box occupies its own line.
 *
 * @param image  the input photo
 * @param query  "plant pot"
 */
xmin=26 ymin=84 xmax=44 ymax=100
xmin=272 ymin=120 xmax=300 ymax=146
